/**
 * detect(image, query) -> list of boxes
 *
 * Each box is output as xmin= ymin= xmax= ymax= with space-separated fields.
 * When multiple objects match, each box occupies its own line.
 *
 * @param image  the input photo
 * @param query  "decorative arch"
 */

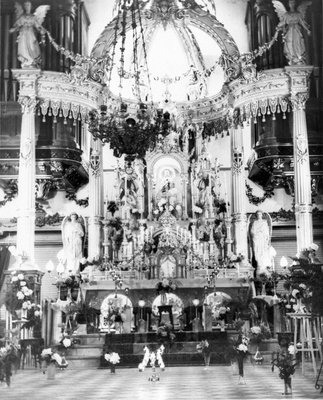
xmin=90 ymin=3 xmax=240 ymax=78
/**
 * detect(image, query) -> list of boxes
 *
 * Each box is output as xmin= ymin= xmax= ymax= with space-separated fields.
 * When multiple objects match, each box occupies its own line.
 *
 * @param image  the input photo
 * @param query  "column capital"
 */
xmin=12 ymin=69 xmax=41 ymax=97
xmin=290 ymin=93 xmax=309 ymax=111
xmin=18 ymin=96 xmax=38 ymax=114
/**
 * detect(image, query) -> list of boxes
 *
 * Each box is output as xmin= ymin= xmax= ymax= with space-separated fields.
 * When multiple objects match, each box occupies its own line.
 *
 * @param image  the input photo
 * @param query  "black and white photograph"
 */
xmin=0 ymin=0 xmax=322 ymax=398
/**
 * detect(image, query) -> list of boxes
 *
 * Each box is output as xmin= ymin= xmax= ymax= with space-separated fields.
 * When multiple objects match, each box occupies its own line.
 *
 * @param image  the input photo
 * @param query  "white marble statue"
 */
xmin=62 ymin=213 xmax=85 ymax=274
xmin=10 ymin=2 xmax=50 ymax=68
xmin=249 ymin=210 xmax=272 ymax=277
xmin=273 ymin=0 xmax=311 ymax=65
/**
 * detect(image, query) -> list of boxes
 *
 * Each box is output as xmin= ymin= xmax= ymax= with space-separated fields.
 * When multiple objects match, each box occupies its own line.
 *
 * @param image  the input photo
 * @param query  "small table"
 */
xmin=158 ymin=305 xmax=173 ymax=326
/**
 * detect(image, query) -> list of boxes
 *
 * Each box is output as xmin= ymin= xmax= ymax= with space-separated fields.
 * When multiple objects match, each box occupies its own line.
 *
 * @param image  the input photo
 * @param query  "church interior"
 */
xmin=0 ymin=0 xmax=323 ymax=397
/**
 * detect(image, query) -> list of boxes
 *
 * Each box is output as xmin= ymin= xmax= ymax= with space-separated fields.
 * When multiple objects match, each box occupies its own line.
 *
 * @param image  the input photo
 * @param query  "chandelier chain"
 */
xmin=118 ymin=0 xmax=128 ymax=92
xmin=107 ymin=1 xmax=122 ymax=90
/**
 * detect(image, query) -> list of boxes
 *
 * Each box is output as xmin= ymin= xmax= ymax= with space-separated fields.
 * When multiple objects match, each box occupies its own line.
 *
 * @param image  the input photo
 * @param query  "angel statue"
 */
xmin=10 ymin=2 xmax=50 ymax=68
xmin=248 ymin=210 xmax=272 ymax=278
xmin=61 ymin=213 xmax=85 ymax=275
xmin=273 ymin=0 xmax=311 ymax=65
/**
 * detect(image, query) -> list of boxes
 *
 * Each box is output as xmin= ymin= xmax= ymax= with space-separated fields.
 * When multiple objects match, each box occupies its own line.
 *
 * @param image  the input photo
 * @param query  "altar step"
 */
xmin=65 ymin=333 xmax=280 ymax=369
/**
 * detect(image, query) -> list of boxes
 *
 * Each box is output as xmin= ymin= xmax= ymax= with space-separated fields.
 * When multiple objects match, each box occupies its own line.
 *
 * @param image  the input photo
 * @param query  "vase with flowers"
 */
xmin=41 ymin=347 xmax=68 ymax=379
xmin=272 ymin=344 xmax=298 ymax=395
xmin=280 ymin=244 xmax=323 ymax=316
xmin=249 ymin=323 xmax=271 ymax=364
xmin=234 ymin=334 xmax=250 ymax=384
xmin=196 ymin=339 xmax=211 ymax=369
xmin=104 ymin=352 xmax=120 ymax=373
xmin=0 ymin=343 xmax=20 ymax=387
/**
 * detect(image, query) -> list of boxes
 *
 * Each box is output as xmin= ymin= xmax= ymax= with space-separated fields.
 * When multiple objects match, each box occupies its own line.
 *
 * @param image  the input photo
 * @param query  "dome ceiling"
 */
xmin=91 ymin=0 xmax=239 ymax=104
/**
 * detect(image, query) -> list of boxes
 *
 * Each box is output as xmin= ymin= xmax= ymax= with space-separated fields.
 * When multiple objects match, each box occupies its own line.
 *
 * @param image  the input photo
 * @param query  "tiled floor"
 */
xmin=1 ymin=364 xmax=322 ymax=400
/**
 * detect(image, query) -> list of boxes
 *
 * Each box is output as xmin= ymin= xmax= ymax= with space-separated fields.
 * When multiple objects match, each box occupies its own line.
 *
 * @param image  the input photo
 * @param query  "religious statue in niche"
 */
xmin=248 ymin=210 xmax=273 ymax=278
xmin=160 ymin=254 xmax=177 ymax=279
xmin=117 ymin=161 xmax=141 ymax=220
xmin=61 ymin=213 xmax=85 ymax=275
xmin=10 ymin=1 xmax=50 ymax=68
xmin=273 ymin=0 xmax=312 ymax=65
xmin=153 ymin=165 xmax=182 ymax=219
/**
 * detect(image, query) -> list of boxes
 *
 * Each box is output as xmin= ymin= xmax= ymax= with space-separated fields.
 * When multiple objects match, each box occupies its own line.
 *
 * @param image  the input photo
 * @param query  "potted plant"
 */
xmin=272 ymin=344 xmax=298 ymax=395
xmin=196 ymin=339 xmax=212 ymax=369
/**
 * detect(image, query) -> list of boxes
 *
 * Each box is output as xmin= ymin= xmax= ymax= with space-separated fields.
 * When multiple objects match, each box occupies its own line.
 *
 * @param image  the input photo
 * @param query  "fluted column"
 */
xmin=13 ymin=70 xmax=40 ymax=269
xmin=231 ymin=108 xmax=248 ymax=257
xmin=88 ymin=137 xmax=103 ymax=259
xmin=286 ymin=66 xmax=313 ymax=252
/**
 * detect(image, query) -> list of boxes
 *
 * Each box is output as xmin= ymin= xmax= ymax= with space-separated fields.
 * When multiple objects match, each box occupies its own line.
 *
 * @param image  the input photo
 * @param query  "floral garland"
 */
xmin=65 ymin=192 xmax=89 ymax=208
xmin=245 ymin=182 xmax=274 ymax=205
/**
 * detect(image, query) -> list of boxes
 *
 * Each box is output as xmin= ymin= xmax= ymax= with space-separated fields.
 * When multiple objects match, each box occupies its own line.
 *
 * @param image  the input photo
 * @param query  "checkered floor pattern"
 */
xmin=1 ymin=364 xmax=322 ymax=400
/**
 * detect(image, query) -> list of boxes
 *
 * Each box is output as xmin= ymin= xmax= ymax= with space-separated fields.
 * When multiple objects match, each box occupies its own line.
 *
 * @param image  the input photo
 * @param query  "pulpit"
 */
xmin=158 ymin=305 xmax=173 ymax=326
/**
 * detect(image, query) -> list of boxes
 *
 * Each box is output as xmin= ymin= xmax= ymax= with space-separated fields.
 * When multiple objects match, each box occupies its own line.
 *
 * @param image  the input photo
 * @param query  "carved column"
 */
xmin=13 ymin=70 xmax=40 ymax=269
xmin=88 ymin=137 xmax=103 ymax=259
xmin=181 ymin=173 xmax=189 ymax=220
xmin=286 ymin=66 xmax=313 ymax=252
xmin=231 ymin=108 xmax=248 ymax=258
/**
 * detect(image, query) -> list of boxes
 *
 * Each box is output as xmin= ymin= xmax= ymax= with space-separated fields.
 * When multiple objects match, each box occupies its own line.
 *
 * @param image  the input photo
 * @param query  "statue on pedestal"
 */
xmin=10 ymin=2 xmax=50 ymax=68
xmin=61 ymin=213 xmax=85 ymax=274
xmin=248 ymin=210 xmax=272 ymax=278
xmin=273 ymin=0 xmax=312 ymax=65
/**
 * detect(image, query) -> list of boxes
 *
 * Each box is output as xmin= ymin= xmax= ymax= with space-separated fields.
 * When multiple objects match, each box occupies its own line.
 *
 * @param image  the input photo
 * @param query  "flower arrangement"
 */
xmin=5 ymin=271 xmax=33 ymax=317
xmin=41 ymin=348 xmax=68 ymax=369
xmin=21 ymin=302 xmax=42 ymax=336
xmin=156 ymin=278 xmax=177 ymax=295
xmin=272 ymin=345 xmax=298 ymax=394
xmin=249 ymin=323 xmax=272 ymax=345
xmin=104 ymin=352 xmax=120 ymax=365
xmin=205 ymin=292 xmax=231 ymax=321
xmin=235 ymin=335 xmax=250 ymax=358
xmin=0 ymin=344 xmax=20 ymax=387
xmin=196 ymin=339 xmax=210 ymax=354
xmin=56 ymin=274 xmax=80 ymax=290
xmin=272 ymin=345 xmax=298 ymax=380
xmin=278 ymin=245 xmax=323 ymax=315
xmin=156 ymin=322 xmax=176 ymax=346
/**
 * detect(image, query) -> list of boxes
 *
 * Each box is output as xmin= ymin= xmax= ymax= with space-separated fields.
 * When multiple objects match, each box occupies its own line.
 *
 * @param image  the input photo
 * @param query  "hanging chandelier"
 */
xmin=88 ymin=102 xmax=171 ymax=158
xmin=87 ymin=0 xmax=173 ymax=158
